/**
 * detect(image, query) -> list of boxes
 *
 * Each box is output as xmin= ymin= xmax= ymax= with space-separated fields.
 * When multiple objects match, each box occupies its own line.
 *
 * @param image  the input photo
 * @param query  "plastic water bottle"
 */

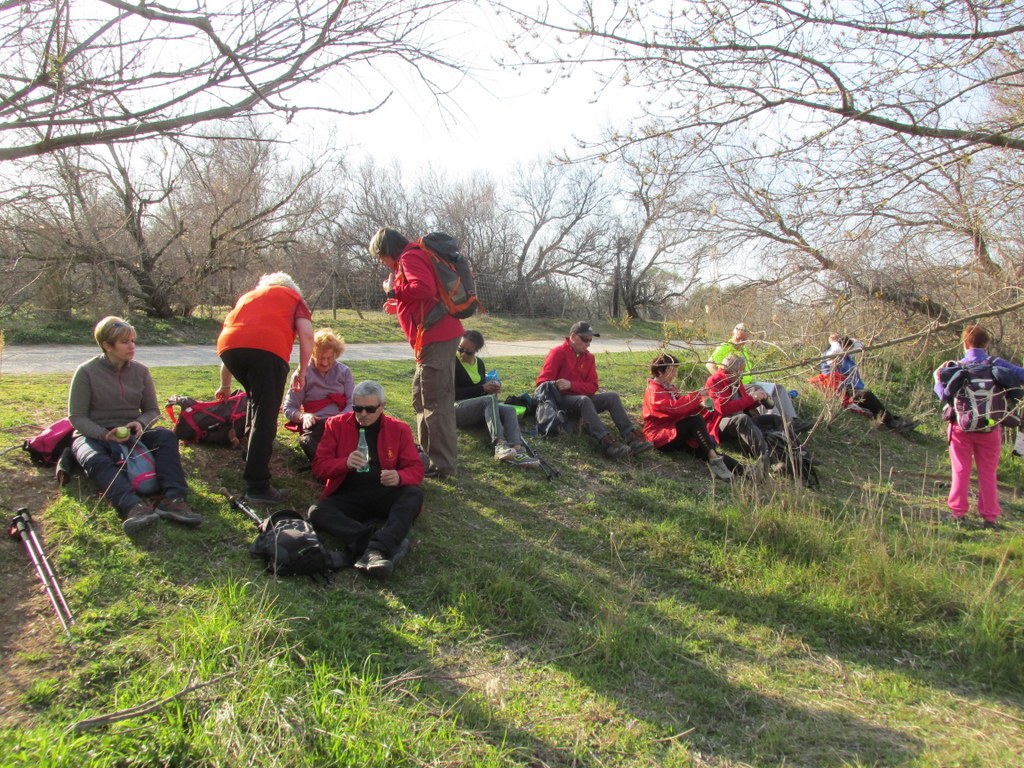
xmin=356 ymin=428 xmax=370 ymax=473
xmin=485 ymin=370 xmax=499 ymax=382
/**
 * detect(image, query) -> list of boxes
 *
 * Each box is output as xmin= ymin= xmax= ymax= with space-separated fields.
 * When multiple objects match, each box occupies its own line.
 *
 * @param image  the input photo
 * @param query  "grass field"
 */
xmin=0 ymin=342 xmax=1022 ymax=767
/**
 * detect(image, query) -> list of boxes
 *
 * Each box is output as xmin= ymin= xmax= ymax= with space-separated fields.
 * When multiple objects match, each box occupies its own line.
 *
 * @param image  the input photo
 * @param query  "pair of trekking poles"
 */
xmin=7 ymin=508 xmax=74 ymax=635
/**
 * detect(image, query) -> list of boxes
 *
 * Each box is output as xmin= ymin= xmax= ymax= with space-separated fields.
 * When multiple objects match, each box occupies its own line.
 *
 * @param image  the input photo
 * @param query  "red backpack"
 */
xmin=165 ymin=392 xmax=248 ymax=447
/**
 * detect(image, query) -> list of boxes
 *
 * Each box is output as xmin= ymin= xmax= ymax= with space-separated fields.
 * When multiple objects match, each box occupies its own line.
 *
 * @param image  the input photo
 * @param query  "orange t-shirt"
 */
xmin=216 ymin=285 xmax=312 ymax=363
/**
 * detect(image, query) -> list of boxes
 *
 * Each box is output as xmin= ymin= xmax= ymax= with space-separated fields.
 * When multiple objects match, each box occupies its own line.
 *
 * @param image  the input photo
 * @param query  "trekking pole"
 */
xmin=7 ymin=508 xmax=74 ymax=635
xmin=219 ymin=488 xmax=263 ymax=528
xmin=520 ymin=436 xmax=560 ymax=481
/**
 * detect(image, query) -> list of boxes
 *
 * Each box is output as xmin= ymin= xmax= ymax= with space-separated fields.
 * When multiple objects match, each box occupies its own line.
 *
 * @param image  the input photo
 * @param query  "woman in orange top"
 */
xmin=216 ymin=272 xmax=314 ymax=504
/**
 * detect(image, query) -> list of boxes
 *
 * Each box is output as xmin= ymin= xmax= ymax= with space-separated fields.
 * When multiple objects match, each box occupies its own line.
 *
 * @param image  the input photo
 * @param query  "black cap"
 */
xmin=570 ymin=321 xmax=600 ymax=338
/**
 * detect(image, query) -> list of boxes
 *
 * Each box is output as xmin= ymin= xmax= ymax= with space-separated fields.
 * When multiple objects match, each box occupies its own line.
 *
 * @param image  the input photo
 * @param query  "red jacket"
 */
xmin=535 ymin=338 xmax=599 ymax=396
xmin=704 ymin=368 xmax=759 ymax=440
xmin=642 ymin=378 xmax=706 ymax=448
xmin=312 ymin=412 xmax=424 ymax=498
xmin=392 ymin=242 xmax=464 ymax=353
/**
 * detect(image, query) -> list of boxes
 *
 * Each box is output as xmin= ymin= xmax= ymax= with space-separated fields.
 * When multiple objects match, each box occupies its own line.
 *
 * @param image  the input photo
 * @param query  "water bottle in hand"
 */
xmin=356 ymin=428 xmax=370 ymax=473
xmin=485 ymin=370 xmax=499 ymax=383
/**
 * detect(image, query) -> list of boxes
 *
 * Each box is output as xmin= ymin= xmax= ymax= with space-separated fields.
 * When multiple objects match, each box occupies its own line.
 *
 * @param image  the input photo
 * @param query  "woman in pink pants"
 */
xmin=934 ymin=325 xmax=1024 ymax=529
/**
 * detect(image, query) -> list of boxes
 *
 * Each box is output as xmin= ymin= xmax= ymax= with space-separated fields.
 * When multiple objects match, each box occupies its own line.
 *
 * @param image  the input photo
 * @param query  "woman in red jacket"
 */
xmin=643 ymin=353 xmax=738 ymax=481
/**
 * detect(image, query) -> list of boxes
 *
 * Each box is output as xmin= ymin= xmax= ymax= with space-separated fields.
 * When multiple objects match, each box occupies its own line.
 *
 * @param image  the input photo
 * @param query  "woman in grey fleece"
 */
xmin=68 ymin=316 xmax=202 ymax=534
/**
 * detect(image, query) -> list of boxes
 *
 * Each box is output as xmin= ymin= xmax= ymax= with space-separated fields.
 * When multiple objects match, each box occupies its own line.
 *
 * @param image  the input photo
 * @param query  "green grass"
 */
xmin=1 ymin=349 xmax=1022 ymax=766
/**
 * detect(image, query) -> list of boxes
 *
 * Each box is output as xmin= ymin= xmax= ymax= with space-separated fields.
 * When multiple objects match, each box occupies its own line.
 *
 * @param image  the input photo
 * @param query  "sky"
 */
xmin=295 ymin=5 xmax=638 ymax=177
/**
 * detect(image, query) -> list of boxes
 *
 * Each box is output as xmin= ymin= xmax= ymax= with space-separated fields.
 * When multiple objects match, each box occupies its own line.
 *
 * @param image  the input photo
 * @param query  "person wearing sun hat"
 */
xmin=535 ymin=321 xmax=654 ymax=459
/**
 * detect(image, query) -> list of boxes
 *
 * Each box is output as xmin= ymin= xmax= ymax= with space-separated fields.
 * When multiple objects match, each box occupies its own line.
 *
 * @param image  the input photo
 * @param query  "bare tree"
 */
xmin=2 ymin=126 xmax=332 ymax=318
xmin=502 ymin=159 xmax=610 ymax=314
xmin=610 ymin=137 xmax=708 ymax=319
xmin=1 ymin=0 xmax=461 ymax=161
xmin=501 ymin=2 xmax=1024 ymax=161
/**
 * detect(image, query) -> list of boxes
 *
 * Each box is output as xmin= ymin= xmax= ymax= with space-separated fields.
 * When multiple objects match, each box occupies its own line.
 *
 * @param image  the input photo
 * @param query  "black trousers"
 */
xmin=851 ymin=389 xmax=897 ymax=427
xmin=220 ymin=348 xmax=289 ymax=493
xmin=661 ymin=415 xmax=742 ymax=473
xmin=308 ymin=484 xmax=423 ymax=560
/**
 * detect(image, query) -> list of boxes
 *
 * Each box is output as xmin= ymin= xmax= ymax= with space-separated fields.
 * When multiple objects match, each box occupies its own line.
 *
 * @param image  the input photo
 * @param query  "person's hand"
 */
xmin=483 ymin=380 xmax=501 ymax=394
xmin=290 ymin=370 xmax=305 ymax=392
xmin=105 ymin=426 xmax=130 ymax=443
xmin=555 ymin=378 xmax=571 ymax=392
xmin=214 ymin=385 xmax=231 ymax=402
xmin=382 ymin=273 xmax=395 ymax=292
xmin=380 ymin=469 xmax=400 ymax=486
xmin=301 ymin=413 xmax=317 ymax=430
xmin=347 ymin=449 xmax=368 ymax=471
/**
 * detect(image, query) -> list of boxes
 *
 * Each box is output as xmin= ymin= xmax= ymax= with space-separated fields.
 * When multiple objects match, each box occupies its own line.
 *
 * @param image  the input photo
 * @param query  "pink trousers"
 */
xmin=947 ymin=426 xmax=1003 ymax=522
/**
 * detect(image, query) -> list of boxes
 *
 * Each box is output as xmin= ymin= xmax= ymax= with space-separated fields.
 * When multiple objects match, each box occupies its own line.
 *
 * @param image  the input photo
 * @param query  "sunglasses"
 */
xmin=457 ymin=346 xmax=476 ymax=355
xmin=352 ymin=404 xmax=381 ymax=414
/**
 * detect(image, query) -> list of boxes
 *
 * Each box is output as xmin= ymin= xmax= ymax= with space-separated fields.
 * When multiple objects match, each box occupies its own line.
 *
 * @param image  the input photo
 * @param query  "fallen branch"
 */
xmin=68 ymin=671 xmax=235 ymax=732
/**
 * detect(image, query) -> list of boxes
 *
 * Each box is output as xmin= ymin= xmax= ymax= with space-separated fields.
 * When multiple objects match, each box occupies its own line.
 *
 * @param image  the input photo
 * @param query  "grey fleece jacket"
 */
xmin=68 ymin=355 xmax=161 ymax=440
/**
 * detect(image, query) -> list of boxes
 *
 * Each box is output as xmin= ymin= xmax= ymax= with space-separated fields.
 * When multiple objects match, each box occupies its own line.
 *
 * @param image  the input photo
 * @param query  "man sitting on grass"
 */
xmin=535 ymin=321 xmax=653 ymax=459
xmin=308 ymin=380 xmax=423 ymax=578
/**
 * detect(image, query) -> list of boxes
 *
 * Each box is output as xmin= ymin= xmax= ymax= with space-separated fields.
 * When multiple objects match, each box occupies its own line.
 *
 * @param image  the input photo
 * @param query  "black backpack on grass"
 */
xmin=764 ymin=430 xmax=820 ymax=489
xmin=249 ymin=510 xmax=344 ymax=578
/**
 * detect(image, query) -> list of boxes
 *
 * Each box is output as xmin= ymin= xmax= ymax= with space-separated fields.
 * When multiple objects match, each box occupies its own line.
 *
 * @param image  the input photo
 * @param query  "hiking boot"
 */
xmin=155 ymin=497 xmax=204 ymax=527
xmin=708 ymin=456 xmax=734 ymax=481
xmin=981 ymin=519 xmax=1003 ymax=531
xmin=625 ymin=431 xmax=655 ymax=456
xmin=494 ymin=442 xmax=518 ymax=462
xmin=791 ymin=418 xmax=815 ymax=434
xmin=122 ymin=501 xmax=159 ymax=534
xmin=355 ymin=539 xmax=410 ymax=575
xmin=243 ymin=486 xmax=290 ymax=505
xmin=894 ymin=418 xmax=921 ymax=434
xmin=601 ymin=434 xmax=629 ymax=459
xmin=506 ymin=448 xmax=541 ymax=468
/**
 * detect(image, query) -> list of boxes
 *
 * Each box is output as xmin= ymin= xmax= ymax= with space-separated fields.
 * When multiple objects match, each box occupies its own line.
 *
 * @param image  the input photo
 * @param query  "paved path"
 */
xmin=1 ymin=338 xmax=669 ymax=374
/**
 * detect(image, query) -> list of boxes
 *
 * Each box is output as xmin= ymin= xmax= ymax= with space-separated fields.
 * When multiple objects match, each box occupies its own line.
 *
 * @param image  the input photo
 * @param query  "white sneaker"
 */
xmin=494 ymin=443 xmax=517 ymax=462
xmin=1014 ymin=431 xmax=1024 ymax=457
xmin=708 ymin=456 xmax=734 ymax=481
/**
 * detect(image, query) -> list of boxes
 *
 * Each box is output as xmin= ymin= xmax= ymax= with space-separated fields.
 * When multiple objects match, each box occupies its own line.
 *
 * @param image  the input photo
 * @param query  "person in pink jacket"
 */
xmin=370 ymin=227 xmax=463 ymax=478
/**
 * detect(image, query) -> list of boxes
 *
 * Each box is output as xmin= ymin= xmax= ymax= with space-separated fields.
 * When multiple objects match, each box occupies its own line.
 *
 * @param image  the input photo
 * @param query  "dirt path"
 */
xmin=0 ymin=338 xmax=667 ymax=375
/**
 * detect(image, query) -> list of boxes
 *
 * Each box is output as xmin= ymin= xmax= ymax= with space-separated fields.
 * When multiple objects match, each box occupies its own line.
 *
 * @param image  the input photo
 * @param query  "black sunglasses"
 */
xmin=352 ymin=404 xmax=381 ymax=414
xmin=458 ymin=346 xmax=475 ymax=355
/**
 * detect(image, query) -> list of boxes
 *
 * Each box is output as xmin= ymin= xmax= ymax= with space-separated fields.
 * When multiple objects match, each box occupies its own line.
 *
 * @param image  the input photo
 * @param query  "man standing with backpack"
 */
xmin=934 ymin=324 xmax=1024 ymax=529
xmin=369 ymin=227 xmax=463 ymax=478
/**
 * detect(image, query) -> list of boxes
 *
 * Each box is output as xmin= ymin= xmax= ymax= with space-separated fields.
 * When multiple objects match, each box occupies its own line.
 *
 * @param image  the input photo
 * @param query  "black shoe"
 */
xmin=243 ymin=486 xmax=290 ymax=505
xmin=361 ymin=550 xmax=394 ymax=577
xmin=363 ymin=538 xmax=411 ymax=578
xmin=981 ymin=519 xmax=1002 ymax=531
xmin=791 ymin=418 xmax=815 ymax=434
